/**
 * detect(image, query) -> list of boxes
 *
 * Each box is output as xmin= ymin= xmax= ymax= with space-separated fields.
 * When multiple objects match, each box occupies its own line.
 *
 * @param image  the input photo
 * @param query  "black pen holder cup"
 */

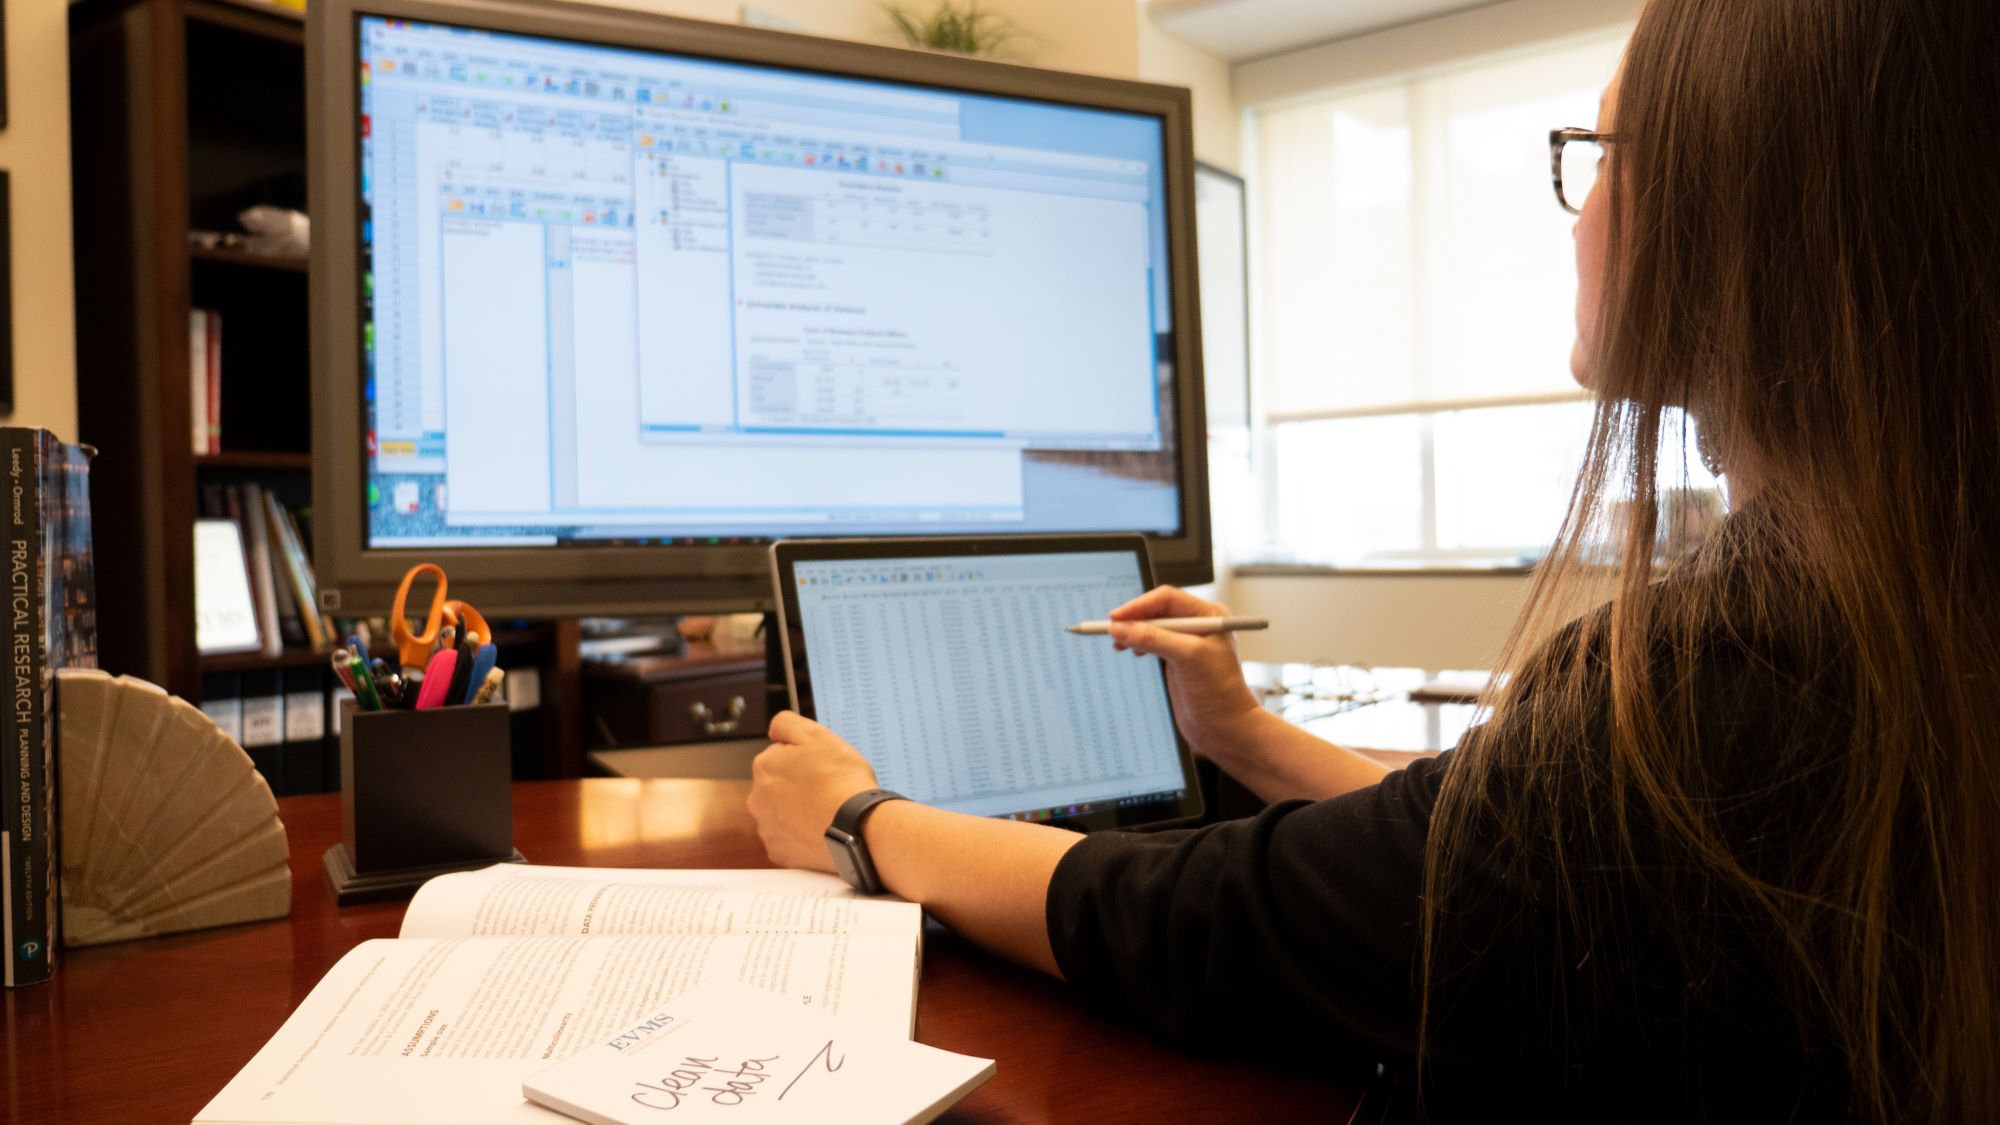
xmin=322 ymin=700 xmax=525 ymax=905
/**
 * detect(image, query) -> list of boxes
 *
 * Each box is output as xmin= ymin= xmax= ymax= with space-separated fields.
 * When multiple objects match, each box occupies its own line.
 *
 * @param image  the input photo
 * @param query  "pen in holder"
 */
xmin=322 ymin=699 xmax=525 ymax=905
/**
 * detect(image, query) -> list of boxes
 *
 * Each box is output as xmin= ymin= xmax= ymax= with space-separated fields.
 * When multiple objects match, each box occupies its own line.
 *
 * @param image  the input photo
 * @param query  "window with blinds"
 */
xmin=1247 ymin=31 xmax=1640 ymax=565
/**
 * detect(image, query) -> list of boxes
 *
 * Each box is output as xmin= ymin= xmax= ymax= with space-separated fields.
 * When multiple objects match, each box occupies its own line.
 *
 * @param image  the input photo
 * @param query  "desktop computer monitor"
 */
xmin=309 ymin=0 xmax=1211 ymax=616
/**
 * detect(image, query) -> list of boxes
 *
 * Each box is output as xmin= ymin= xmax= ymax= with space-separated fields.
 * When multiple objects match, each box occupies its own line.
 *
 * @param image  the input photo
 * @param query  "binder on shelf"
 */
xmin=501 ymin=662 xmax=542 ymax=779
xmin=199 ymin=672 xmax=245 ymax=745
xmin=280 ymin=666 xmax=330 ymax=795
xmin=503 ymin=665 xmax=539 ymax=712
xmin=330 ymin=680 xmax=358 ymax=784
xmin=239 ymin=668 xmax=286 ymax=796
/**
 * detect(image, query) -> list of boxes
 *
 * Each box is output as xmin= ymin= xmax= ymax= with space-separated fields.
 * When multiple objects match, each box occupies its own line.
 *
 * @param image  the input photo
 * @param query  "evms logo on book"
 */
xmin=19 ymin=939 xmax=41 ymax=962
xmin=607 ymin=1013 xmax=676 ymax=1052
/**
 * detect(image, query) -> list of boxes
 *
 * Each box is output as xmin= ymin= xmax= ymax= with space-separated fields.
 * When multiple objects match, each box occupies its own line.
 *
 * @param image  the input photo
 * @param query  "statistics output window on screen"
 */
xmin=358 ymin=17 xmax=1173 ymax=547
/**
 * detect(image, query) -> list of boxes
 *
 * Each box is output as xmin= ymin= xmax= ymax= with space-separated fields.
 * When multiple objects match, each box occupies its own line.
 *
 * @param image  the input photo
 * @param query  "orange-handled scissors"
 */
xmin=444 ymin=599 xmax=491 ymax=647
xmin=391 ymin=563 xmax=451 ymax=671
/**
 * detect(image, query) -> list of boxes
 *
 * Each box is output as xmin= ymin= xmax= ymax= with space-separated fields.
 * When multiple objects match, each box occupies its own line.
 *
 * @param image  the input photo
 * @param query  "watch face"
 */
xmin=827 ymin=833 xmax=865 ymax=891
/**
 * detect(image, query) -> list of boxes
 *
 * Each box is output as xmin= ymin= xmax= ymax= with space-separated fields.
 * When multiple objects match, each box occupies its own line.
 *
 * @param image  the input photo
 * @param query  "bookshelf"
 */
xmin=68 ymin=0 xmax=584 ymax=777
xmin=197 ymin=451 xmax=316 ymax=472
xmin=188 ymin=245 xmax=311 ymax=272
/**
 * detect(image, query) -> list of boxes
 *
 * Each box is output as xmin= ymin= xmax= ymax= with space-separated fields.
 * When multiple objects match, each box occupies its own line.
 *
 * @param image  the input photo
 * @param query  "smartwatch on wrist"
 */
xmin=824 ymin=788 xmax=907 ymax=894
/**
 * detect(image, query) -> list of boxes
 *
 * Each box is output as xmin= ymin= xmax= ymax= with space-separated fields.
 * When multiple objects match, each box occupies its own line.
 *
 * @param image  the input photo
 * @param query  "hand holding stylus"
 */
xmin=1099 ymin=587 xmax=1266 ymax=761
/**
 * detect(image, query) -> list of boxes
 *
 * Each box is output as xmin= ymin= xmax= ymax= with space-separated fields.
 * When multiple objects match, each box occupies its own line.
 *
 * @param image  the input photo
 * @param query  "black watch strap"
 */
xmin=824 ymin=788 xmax=906 ymax=894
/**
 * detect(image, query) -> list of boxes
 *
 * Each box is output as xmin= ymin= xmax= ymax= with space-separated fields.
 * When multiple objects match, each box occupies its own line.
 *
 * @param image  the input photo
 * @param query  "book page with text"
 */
xmin=399 ymin=866 xmax=918 ymax=941
xmin=194 ymin=930 xmax=919 ymax=1125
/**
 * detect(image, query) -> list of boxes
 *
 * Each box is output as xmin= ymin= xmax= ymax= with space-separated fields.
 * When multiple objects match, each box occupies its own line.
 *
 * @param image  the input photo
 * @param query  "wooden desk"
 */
xmin=4 ymin=779 xmax=1355 ymax=1123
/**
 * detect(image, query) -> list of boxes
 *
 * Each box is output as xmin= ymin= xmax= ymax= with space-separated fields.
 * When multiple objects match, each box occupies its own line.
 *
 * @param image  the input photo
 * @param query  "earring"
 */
xmin=1692 ymin=412 xmax=1726 ymax=476
xmin=1697 ymin=437 xmax=1725 ymax=477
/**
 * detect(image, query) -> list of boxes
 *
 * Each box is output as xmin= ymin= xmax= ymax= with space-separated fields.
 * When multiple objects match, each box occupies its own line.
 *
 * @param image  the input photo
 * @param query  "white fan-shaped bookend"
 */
xmin=56 ymin=669 xmax=292 ymax=947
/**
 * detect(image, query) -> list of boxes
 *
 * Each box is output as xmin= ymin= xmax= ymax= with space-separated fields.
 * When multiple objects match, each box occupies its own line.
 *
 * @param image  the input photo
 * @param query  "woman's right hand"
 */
xmin=1107 ymin=586 xmax=1264 ymax=763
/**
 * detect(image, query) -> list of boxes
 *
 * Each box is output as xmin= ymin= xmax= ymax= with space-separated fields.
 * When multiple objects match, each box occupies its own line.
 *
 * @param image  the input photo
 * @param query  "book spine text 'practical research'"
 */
xmin=3 ymin=429 xmax=96 ymax=988
xmin=4 ymin=428 xmax=52 ymax=986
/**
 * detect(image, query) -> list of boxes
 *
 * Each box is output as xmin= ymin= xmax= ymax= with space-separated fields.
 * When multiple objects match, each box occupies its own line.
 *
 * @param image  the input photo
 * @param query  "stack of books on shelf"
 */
xmin=199 ymin=482 xmax=331 ymax=656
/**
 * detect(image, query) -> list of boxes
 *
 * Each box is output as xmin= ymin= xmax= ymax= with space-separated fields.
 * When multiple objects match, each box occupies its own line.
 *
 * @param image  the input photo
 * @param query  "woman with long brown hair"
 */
xmin=746 ymin=0 xmax=2000 ymax=1117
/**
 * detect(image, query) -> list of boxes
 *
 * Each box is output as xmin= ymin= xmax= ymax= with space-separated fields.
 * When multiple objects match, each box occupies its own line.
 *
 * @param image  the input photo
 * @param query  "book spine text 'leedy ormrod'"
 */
xmin=4 ymin=429 xmax=96 ymax=988
xmin=5 ymin=428 xmax=51 ymax=986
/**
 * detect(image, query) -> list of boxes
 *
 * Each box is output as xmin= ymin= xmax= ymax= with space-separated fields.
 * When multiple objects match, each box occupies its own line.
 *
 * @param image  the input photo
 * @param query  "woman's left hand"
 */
xmin=747 ymin=710 xmax=881 ymax=873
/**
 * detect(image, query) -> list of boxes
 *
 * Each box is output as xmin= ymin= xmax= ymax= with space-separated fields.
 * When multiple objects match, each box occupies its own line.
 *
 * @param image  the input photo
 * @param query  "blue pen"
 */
xmin=461 ymin=643 xmax=498 ymax=705
xmin=347 ymin=633 xmax=373 ymax=669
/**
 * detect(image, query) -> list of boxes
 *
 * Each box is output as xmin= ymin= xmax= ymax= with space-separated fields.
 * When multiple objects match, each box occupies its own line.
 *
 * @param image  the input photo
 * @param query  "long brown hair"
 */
xmin=1421 ymin=0 xmax=2000 ymax=1117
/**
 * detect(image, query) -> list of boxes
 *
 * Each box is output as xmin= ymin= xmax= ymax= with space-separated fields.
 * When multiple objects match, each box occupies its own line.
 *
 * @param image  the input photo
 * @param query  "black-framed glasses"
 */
xmin=1550 ymin=127 xmax=1614 ymax=215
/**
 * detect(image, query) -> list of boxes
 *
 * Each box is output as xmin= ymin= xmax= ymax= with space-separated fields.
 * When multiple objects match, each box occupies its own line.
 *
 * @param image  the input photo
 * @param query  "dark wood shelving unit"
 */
xmin=195 ymin=450 xmax=315 ymax=471
xmin=71 ymin=0 xmax=309 ymax=702
xmin=183 ymin=0 xmax=302 ymax=31
xmin=198 ymin=648 xmax=335 ymax=675
xmin=188 ymin=244 xmax=310 ymax=272
xmin=69 ymin=0 xmax=584 ymax=777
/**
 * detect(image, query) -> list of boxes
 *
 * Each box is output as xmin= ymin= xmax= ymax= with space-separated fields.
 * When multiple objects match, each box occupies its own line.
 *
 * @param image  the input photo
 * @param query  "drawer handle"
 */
xmin=690 ymin=696 xmax=747 ymax=736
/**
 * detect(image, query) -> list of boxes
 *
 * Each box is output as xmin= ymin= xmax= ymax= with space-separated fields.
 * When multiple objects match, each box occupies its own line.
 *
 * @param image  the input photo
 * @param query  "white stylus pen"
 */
xmin=1065 ymin=616 xmax=1269 ymax=636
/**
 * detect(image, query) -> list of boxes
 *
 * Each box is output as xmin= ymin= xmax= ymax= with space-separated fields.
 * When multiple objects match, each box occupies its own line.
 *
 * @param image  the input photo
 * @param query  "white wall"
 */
xmin=1137 ymin=15 xmax=1240 ymax=171
xmin=610 ymin=1 xmax=1238 ymax=167
xmin=607 ymin=0 xmax=1142 ymax=81
xmin=0 ymin=0 xmax=78 ymax=441
xmin=1223 ymin=571 xmax=1531 ymax=670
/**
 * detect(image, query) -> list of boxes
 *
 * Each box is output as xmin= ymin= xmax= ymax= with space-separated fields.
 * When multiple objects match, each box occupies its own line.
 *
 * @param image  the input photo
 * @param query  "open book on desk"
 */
xmin=195 ymin=865 xmax=923 ymax=1125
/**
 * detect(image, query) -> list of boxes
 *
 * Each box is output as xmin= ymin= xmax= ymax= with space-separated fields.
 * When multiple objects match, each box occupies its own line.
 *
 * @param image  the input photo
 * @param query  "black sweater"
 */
xmin=1045 ymin=607 xmax=1854 ymax=1121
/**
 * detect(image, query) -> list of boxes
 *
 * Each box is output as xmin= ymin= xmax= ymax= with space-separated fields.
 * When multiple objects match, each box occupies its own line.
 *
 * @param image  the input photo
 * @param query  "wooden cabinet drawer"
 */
xmin=584 ymin=643 xmax=769 ymax=747
xmin=639 ymin=672 xmax=767 ymax=743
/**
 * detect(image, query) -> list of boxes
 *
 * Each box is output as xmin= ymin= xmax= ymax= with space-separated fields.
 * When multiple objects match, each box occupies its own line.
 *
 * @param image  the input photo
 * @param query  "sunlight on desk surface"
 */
xmin=1304 ymin=698 xmax=1481 ymax=756
xmin=576 ymin=777 xmax=753 ymax=850
xmin=1247 ymin=663 xmax=1489 ymax=754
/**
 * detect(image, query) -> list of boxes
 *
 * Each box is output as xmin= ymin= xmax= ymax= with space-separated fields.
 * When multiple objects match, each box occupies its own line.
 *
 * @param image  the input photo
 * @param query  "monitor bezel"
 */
xmin=309 ymin=0 xmax=1211 ymax=617
xmin=771 ymin=533 xmax=1205 ymax=832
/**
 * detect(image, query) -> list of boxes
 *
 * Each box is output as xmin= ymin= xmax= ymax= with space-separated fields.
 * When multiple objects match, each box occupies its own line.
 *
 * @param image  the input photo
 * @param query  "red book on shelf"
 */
xmin=205 ymin=309 xmax=222 ymax=454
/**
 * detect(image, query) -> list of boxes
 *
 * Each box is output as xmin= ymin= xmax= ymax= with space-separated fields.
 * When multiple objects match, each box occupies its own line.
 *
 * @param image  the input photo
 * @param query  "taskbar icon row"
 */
xmin=1002 ymin=803 xmax=1096 ymax=823
xmin=1001 ymin=789 xmax=1183 ymax=823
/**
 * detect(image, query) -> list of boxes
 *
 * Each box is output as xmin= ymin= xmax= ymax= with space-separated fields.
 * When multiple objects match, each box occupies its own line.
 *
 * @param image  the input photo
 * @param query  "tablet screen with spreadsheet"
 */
xmin=772 ymin=535 xmax=1204 ymax=831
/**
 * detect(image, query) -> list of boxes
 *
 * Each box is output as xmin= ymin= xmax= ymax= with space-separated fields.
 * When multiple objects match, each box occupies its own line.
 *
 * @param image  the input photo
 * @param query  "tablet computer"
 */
xmin=772 ymin=535 xmax=1204 ymax=832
